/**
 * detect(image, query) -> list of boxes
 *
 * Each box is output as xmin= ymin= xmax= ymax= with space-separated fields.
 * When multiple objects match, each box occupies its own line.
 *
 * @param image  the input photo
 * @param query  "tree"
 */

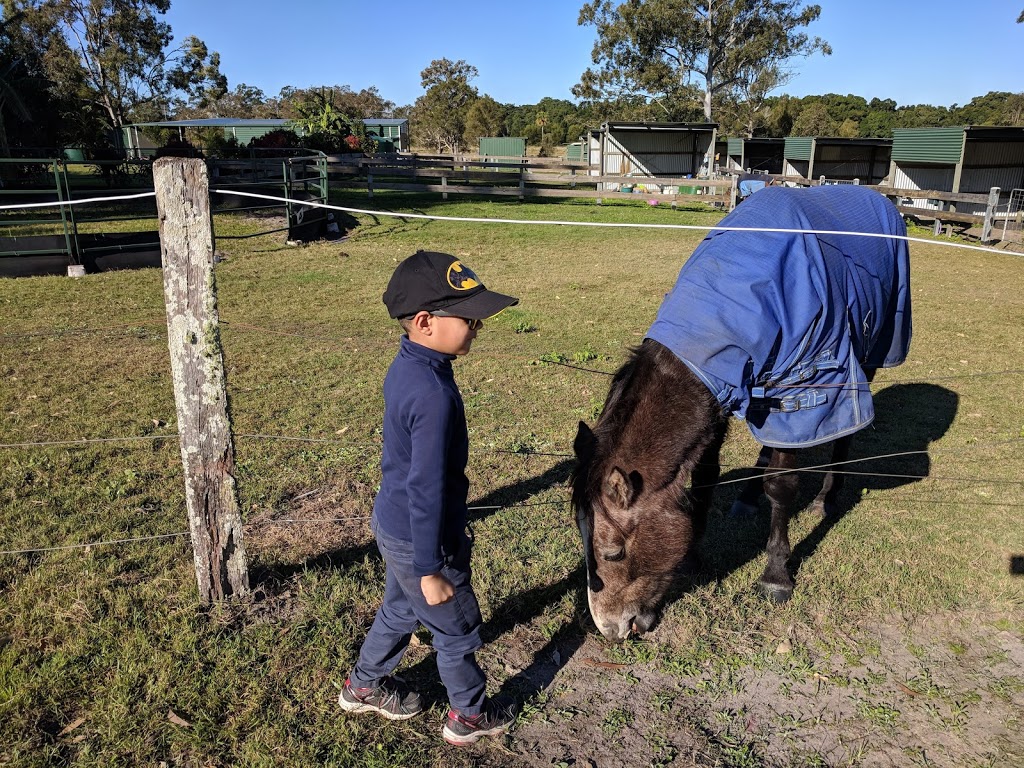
xmin=411 ymin=58 xmax=479 ymax=153
xmin=789 ymin=101 xmax=836 ymax=136
xmin=535 ymin=110 xmax=548 ymax=144
xmin=202 ymin=83 xmax=269 ymax=119
xmin=463 ymin=95 xmax=505 ymax=147
xmin=0 ymin=11 xmax=34 ymax=155
xmin=8 ymin=0 xmax=225 ymax=135
xmin=575 ymin=0 xmax=830 ymax=122
xmin=168 ymin=35 xmax=227 ymax=116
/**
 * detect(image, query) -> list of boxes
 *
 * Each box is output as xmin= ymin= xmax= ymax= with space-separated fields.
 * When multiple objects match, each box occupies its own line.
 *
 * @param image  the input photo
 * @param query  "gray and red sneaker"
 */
xmin=338 ymin=677 xmax=423 ymax=721
xmin=442 ymin=700 xmax=514 ymax=745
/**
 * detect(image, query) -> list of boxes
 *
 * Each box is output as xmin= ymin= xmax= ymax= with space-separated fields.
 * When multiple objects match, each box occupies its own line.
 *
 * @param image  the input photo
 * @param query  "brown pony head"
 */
xmin=571 ymin=341 xmax=720 ymax=641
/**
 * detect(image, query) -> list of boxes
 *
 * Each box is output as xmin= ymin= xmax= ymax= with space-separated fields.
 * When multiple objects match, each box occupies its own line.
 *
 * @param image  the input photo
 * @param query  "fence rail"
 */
xmin=2 ymin=152 xmax=1017 ymax=277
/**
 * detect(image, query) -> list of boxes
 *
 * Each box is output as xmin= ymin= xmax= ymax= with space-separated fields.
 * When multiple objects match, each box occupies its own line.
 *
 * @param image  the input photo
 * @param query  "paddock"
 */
xmin=1 ymin=182 xmax=1022 ymax=766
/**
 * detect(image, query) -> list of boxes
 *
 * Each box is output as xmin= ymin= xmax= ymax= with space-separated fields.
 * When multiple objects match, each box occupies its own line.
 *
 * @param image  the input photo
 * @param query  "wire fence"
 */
xmin=3 ymin=189 xmax=1023 ymax=562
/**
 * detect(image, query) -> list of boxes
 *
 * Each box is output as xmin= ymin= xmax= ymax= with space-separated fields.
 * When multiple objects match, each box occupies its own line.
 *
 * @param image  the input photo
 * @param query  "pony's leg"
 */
xmin=730 ymin=445 xmax=773 ymax=515
xmin=759 ymin=448 xmax=799 ymax=603
xmin=688 ymin=423 xmax=727 ymax=573
xmin=810 ymin=367 xmax=877 ymax=517
xmin=811 ymin=435 xmax=852 ymax=517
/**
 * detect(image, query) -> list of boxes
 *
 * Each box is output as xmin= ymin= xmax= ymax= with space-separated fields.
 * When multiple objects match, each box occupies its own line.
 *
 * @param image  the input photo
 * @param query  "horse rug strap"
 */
xmin=646 ymin=185 xmax=912 ymax=449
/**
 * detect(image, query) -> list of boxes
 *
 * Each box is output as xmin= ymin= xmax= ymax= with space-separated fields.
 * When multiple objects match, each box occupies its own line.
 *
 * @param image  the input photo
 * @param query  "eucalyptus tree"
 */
xmin=575 ymin=0 xmax=831 ymax=123
xmin=4 ymin=0 xmax=224 ymax=133
xmin=412 ymin=58 xmax=479 ymax=153
xmin=463 ymin=95 xmax=505 ymax=147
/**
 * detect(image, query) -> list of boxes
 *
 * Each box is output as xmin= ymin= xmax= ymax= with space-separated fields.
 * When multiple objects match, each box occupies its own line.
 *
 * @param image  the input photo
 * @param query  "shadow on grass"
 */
xmin=249 ymin=458 xmax=575 ymax=593
xmin=396 ymin=565 xmax=591 ymax=711
xmin=696 ymin=383 xmax=959 ymax=590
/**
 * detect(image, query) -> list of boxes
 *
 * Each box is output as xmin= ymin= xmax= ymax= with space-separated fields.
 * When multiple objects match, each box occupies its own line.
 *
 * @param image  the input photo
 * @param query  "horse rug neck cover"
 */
xmin=646 ymin=185 xmax=912 ymax=449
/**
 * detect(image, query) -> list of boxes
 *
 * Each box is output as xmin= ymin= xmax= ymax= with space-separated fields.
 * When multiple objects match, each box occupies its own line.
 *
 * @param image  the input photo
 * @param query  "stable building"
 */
xmin=120 ymin=116 xmax=409 ymax=157
xmin=783 ymin=136 xmax=892 ymax=185
xmin=725 ymin=137 xmax=785 ymax=174
xmin=362 ymin=118 xmax=410 ymax=152
xmin=888 ymin=126 xmax=1024 ymax=215
xmin=587 ymin=122 xmax=718 ymax=188
xmin=121 ymin=118 xmax=302 ymax=157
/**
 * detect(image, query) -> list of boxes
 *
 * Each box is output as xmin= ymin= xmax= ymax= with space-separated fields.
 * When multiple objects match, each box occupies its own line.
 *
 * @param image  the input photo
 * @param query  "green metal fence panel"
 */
xmin=479 ymin=137 xmax=526 ymax=157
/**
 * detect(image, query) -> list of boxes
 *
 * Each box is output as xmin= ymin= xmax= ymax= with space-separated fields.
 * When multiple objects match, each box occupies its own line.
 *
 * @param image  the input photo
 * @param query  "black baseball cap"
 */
xmin=383 ymin=250 xmax=519 ymax=320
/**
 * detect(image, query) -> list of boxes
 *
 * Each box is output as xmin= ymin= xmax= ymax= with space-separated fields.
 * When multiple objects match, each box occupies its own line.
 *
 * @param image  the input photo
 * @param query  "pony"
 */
xmin=572 ymin=185 xmax=912 ymax=641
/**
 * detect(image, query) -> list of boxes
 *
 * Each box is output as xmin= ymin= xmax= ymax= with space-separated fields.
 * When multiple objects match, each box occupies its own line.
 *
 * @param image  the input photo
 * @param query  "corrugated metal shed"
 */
xmin=593 ymin=122 xmax=718 ymax=186
xmin=363 ymin=119 xmax=409 ymax=151
xmin=478 ymin=137 xmax=526 ymax=157
xmin=888 ymin=126 xmax=1024 ymax=214
xmin=566 ymin=142 xmax=589 ymax=162
xmin=784 ymin=137 xmax=814 ymax=160
xmin=727 ymin=137 xmax=784 ymax=174
xmin=891 ymin=127 xmax=965 ymax=164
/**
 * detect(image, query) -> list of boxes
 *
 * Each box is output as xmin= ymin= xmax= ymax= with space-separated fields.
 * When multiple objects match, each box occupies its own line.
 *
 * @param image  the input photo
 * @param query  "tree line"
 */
xmin=1 ymin=0 xmax=1022 ymax=158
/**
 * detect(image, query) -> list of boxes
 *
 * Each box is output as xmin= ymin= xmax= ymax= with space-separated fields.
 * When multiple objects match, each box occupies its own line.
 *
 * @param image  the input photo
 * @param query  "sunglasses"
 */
xmin=431 ymin=310 xmax=483 ymax=330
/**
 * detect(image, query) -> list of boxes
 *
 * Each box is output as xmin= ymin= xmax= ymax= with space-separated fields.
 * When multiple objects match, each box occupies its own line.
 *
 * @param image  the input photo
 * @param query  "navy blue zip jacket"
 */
xmin=373 ymin=336 xmax=470 ymax=576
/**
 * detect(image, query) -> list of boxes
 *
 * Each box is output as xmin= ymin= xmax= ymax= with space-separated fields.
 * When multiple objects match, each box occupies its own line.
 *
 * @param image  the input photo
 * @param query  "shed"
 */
xmin=889 ymin=126 xmax=1024 ymax=214
xmin=588 ymin=122 xmax=719 ymax=189
xmin=565 ymin=141 xmax=589 ymax=163
xmin=725 ymin=137 xmax=785 ymax=174
xmin=478 ymin=137 xmax=526 ymax=158
xmin=362 ymin=118 xmax=410 ymax=152
xmin=783 ymin=136 xmax=891 ymax=185
xmin=121 ymin=118 xmax=303 ymax=157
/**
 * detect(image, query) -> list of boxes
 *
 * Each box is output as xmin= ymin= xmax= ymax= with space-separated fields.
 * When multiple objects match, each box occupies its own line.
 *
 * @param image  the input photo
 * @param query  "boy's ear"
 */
xmin=409 ymin=311 xmax=432 ymax=335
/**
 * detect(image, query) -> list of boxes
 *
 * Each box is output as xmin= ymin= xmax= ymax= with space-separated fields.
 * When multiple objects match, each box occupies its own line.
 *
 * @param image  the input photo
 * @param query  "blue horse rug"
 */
xmin=646 ymin=185 xmax=912 ymax=449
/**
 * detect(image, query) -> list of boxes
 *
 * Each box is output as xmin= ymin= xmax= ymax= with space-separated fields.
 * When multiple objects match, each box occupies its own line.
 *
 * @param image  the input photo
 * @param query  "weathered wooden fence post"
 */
xmin=981 ymin=186 xmax=1001 ymax=243
xmin=153 ymin=157 xmax=250 ymax=603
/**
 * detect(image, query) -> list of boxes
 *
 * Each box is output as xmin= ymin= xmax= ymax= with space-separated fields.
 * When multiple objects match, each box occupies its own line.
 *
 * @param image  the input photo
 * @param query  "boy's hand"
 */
xmin=420 ymin=573 xmax=455 ymax=605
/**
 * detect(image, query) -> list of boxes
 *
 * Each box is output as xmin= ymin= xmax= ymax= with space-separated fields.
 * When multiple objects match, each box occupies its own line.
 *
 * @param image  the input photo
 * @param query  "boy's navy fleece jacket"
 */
xmin=373 ymin=336 xmax=470 ymax=576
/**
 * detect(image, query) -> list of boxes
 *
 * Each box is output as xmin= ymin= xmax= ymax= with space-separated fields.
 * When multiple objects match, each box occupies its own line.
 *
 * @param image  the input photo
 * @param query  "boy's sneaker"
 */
xmin=338 ymin=677 xmax=423 ymax=720
xmin=442 ymin=700 xmax=514 ymax=746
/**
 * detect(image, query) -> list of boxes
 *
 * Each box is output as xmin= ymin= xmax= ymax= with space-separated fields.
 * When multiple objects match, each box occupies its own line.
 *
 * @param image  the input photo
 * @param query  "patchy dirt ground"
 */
xmin=495 ymin=612 xmax=1024 ymax=767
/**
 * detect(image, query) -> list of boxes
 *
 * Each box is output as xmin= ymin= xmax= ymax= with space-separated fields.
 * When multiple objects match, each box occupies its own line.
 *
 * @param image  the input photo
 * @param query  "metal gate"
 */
xmin=210 ymin=150 xmax=330 ymax=243
xmin=1002 ymin=188 xmax=1024 ymax=242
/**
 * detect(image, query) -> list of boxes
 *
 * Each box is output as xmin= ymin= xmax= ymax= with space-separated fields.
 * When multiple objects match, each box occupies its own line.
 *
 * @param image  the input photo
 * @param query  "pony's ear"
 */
xmin=574 ymin=421 xmax=596 ymax=460
xmin=604 ymin=466 xmax=643 ymax=508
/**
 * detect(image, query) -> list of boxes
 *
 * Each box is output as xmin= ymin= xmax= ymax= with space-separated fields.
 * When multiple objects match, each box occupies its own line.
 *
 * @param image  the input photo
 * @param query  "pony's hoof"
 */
xmin=811 ymin=499 xmax=838 ymax=518
xmin=758 ymin=582 xmax=794 ymax=604
xmin=729 ymin=499 xmax=759 ymax=517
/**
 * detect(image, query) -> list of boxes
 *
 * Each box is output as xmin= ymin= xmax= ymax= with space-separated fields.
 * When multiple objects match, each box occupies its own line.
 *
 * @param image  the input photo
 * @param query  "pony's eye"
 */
xmin=600 ymin=547 xmax=625 ymax=562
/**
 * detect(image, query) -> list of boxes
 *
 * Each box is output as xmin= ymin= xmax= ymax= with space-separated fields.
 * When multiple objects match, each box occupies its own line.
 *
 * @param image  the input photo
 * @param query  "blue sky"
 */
xmin=164 ymin=0 xmax=1023 ymax=109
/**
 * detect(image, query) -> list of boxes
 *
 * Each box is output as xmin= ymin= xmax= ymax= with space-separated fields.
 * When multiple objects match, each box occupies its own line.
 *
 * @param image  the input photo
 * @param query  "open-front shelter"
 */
xmin=725 ymin=137 xmax=785 ymax=174
xmin=587 ymin=122 xmax=718 ymax=189
xmin=888 ymin=126 xmax=1024 ymax=215
xmin=783 ymin=136 xmax=892 ymax=185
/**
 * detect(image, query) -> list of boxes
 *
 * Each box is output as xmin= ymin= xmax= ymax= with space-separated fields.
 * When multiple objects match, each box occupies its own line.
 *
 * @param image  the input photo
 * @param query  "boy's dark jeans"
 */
xmin=350 ymin=516 xmax=487 ymax=716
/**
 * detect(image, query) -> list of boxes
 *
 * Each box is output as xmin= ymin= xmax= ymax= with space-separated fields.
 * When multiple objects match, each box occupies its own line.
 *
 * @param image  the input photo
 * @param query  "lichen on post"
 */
xmin=153 ymin=157 xmax=249 ymax=603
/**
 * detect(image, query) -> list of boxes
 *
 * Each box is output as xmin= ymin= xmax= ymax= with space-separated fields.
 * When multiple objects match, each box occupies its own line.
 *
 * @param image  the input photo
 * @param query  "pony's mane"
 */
xmin=570 ymin=341 xmax=659 ymax=518
xmin=570 ymin=339 xmax=722 ymax=521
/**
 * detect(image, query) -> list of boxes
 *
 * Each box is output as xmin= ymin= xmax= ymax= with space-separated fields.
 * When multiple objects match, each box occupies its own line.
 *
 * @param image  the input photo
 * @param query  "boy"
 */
xmin=340 ymin=250 xmax=519 ymax=746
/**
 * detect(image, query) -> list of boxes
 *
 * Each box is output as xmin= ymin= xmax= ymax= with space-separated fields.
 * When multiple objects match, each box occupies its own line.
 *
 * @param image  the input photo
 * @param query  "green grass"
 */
xmin=2 ymin=190 xmax=1023 ymax=765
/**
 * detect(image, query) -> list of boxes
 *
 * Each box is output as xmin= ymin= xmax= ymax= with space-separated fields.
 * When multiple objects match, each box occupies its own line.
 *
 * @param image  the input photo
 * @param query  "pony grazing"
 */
xmin=572 ymin=185 xmax=912 ymax=641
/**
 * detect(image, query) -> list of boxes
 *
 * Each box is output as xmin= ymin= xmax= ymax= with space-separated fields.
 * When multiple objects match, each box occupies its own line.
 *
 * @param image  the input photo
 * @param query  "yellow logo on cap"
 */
xmin=447 ymin=261 xmax=480 ymax=291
